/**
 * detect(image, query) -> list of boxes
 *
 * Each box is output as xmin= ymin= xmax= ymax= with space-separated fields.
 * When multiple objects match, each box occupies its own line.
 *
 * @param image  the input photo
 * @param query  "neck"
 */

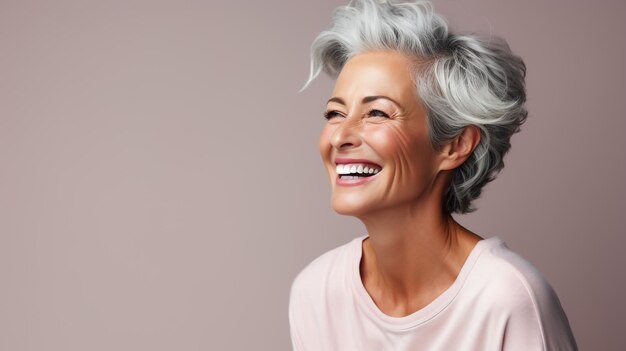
xmin=358 ymin=197 xmax=481 ymax=316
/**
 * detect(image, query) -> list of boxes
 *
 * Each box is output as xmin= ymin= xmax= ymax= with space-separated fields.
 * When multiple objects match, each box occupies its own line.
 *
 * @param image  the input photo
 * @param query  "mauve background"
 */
xmin=1 ymin=0 xmax=624 ymax=350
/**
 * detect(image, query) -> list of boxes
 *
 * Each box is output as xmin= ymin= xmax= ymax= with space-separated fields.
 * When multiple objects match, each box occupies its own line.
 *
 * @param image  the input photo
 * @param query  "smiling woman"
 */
xmin=289 ymin=1 xmax=577 ymax=350
xmin=320 ymin=51 xmax=444 ymax=217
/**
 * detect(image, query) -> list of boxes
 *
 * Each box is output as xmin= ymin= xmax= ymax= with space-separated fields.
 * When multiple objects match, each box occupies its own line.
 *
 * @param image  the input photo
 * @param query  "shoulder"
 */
xmin=289 ymin=236 xmax=360 ymax=303
xmin=288 ymin=236 xmax=362 ymax=350
xmin=474 ymin=239 xmax=558 ymax=309
xmin=467 ymin=238 xmax=577 ymax=350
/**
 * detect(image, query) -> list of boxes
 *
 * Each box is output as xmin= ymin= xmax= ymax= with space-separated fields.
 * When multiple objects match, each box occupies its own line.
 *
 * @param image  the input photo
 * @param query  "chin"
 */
xmin=331 ymin=195 xmax=372 ymax=217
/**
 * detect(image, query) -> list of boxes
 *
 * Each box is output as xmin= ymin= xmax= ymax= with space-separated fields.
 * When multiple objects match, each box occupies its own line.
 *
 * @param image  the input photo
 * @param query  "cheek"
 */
xmin=366 ymin=125 xmax=434 ymax=178
xmin=366 ymin=124 xmax=413 ymax=161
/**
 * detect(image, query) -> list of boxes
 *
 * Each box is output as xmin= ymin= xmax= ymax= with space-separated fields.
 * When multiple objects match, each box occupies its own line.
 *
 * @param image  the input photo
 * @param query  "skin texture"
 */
xmin=320 ymin=50 xmax=484 ymax=317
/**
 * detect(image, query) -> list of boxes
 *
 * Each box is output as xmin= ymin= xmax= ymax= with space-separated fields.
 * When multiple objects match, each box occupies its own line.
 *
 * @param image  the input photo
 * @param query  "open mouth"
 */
xmin=336 ymin=163 xmax=382 ymax=179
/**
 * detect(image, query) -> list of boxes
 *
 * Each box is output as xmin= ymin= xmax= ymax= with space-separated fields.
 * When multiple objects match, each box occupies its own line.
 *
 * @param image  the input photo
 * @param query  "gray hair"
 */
xmin=302 ymin=0 xmax=527 ymax=214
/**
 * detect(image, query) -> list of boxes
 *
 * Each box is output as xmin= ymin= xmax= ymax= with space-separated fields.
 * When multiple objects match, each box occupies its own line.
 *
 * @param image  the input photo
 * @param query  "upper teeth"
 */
xmin=336 ymin=163 xmax=381 ymax=175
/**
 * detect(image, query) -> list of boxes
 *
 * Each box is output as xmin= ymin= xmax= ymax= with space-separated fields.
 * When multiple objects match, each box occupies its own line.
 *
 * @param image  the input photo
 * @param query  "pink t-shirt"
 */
xmin=288 ymin=235 xmax=577 ymax=350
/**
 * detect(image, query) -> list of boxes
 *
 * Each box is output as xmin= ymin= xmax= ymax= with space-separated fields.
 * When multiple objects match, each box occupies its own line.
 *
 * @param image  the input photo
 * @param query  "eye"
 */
xmin=368 ymin=109 xmax=390 ymax=118
xmin=323 ymin=110 xmax=343 ymax=120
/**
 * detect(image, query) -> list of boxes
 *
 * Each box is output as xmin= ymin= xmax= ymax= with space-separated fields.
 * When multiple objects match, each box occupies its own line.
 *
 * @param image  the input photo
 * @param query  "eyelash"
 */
xmin=323 ymin=109 xmax=390 ymax=120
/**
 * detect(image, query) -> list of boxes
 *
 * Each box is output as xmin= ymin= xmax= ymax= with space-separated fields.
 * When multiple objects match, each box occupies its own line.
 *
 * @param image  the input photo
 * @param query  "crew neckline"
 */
xmin=350 ymin=234 xmax=503 ymax=331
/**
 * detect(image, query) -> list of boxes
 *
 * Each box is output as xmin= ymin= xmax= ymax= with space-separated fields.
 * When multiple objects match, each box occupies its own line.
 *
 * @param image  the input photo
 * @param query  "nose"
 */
xmin=330 ymin=117 xmax=362 ymax=150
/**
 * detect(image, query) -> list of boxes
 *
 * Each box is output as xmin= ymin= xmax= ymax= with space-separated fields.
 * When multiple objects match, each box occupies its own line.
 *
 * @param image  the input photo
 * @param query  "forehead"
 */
xmin=332 ymin=51 xmax=417 ymax=102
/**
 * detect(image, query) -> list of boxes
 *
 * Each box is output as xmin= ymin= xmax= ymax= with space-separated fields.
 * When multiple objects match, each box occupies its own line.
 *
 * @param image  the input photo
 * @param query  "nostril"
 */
xmin=339 ymin=142 xmax=355 ymax=149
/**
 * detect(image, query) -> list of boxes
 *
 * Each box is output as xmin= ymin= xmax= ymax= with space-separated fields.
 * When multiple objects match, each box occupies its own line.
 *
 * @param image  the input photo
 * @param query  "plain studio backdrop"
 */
xmin=1 ymin=0 xmax=624 ymax=350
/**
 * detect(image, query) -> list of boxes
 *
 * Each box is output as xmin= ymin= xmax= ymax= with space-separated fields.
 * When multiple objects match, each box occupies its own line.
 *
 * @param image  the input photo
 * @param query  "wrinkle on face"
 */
xmin=320 ymin=50 xmax=443 ymax=217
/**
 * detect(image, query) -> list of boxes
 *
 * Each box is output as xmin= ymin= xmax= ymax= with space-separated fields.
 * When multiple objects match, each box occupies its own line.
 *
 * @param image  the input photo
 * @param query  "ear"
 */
xmin=438 ymin=125 xmax=481 ymax=171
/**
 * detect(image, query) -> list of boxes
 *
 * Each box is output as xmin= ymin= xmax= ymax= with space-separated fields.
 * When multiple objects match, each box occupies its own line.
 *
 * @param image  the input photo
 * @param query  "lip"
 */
xmin=335 ymin=172 xmax=380 ymax=186
xmin=333 ymin=157 xmax=382 ymax=187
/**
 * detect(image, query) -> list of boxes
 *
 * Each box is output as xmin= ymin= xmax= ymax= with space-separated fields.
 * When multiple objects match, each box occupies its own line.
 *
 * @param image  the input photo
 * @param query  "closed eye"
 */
xmin=368 ymin=109 xmax=390 ymax=118
xmin=323 ymin=110 xmax=343 ymax=120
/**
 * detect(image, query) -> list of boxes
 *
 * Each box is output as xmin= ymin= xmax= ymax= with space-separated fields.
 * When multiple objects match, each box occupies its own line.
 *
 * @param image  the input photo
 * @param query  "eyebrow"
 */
xmin=327 ymin=95 xmax=402 ymax=107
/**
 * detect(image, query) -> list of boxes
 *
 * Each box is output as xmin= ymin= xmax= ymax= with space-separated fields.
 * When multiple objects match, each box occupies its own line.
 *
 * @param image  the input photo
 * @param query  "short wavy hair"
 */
xmin=302 ymin=0 xmax=527 ymax=214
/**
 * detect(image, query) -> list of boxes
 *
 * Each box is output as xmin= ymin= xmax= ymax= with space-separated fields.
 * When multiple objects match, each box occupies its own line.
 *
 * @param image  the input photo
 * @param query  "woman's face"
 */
xmin=319 ymin=50 xmax=443 ymax=217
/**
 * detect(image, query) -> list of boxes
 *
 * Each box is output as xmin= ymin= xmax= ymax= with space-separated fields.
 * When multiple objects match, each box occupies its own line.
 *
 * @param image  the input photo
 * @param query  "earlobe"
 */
xmin=438 ymin=125 xmax=481 ymax=171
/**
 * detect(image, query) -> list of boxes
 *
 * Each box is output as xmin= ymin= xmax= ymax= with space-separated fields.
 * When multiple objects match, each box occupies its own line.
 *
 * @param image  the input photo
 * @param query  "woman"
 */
xmin=289 ymin=0 xmax=577 ymax=350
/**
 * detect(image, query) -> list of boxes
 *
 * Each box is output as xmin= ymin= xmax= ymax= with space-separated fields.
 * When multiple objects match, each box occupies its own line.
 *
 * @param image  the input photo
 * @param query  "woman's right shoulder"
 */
xmin=289 ymin=237 xmax=363 ymax=350
xmin=289 ymin=236 xmax=361 ymax=299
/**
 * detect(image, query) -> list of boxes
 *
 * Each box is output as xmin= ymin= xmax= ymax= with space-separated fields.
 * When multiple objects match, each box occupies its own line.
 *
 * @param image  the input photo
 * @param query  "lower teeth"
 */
xmin=340 ymin=175 xmax=367 ymax=180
